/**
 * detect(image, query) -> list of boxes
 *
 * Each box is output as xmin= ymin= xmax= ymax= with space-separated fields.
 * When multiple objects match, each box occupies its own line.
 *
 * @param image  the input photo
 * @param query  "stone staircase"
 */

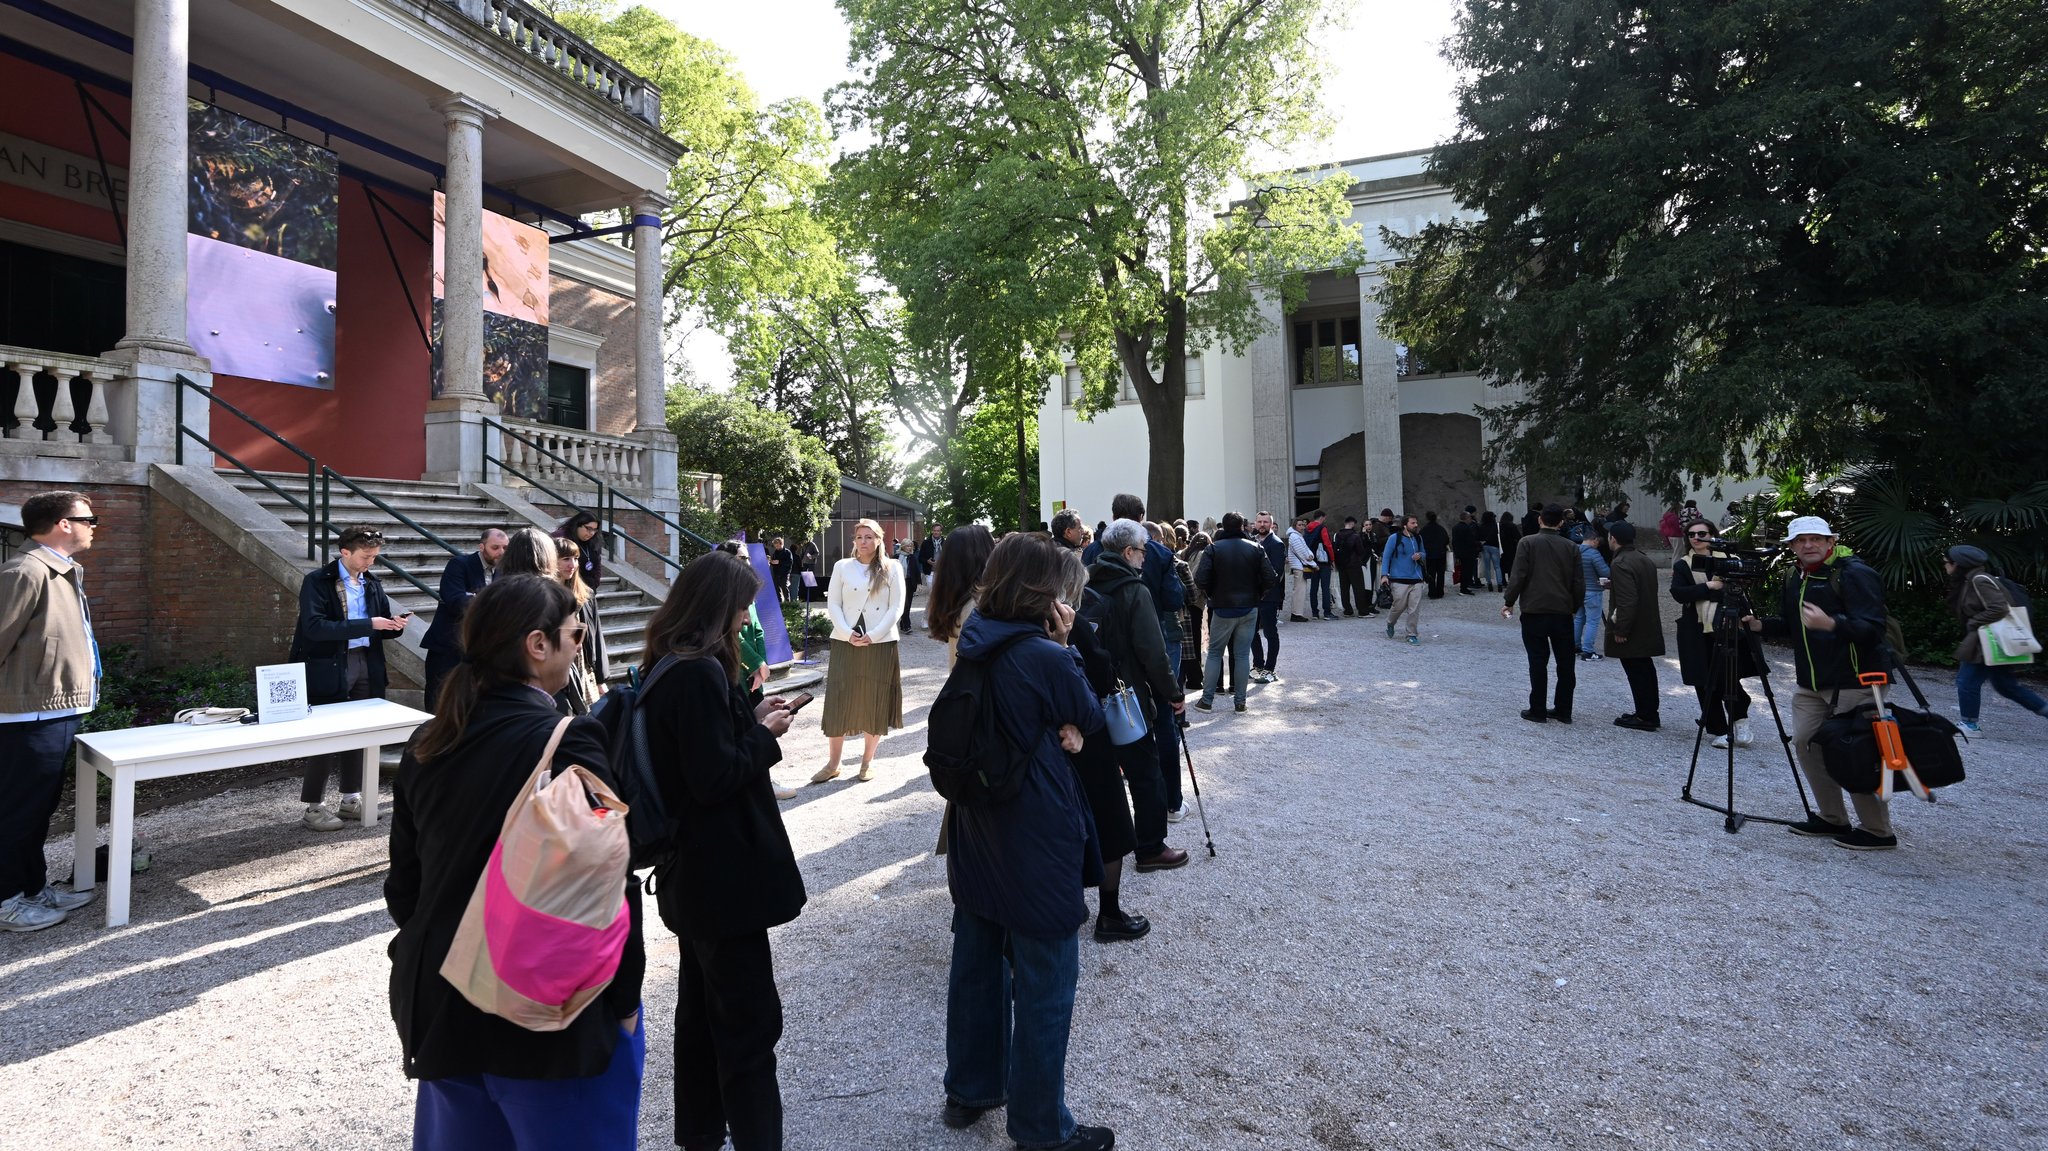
xmin=219 ymin=471 xmax=664 ymax=679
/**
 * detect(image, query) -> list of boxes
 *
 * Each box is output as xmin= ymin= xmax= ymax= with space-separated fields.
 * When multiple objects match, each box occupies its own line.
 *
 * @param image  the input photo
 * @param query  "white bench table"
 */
xmin=70 ymin=698 xmax=433 ymax=927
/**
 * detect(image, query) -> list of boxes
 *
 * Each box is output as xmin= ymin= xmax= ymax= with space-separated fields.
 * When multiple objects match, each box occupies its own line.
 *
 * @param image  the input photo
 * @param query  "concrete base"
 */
xmin=102 ymin=349 xmax=212 ymax=467
xmin=422 ymin=399 xmax=497 ymax=483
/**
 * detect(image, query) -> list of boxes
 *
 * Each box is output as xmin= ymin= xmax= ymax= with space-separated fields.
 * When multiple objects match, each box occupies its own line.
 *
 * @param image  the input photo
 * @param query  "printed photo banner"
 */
xmin=430 ymin=191 xmax=551 ymax=419
xmin=184 ymin=101 xmax=338 ymax=388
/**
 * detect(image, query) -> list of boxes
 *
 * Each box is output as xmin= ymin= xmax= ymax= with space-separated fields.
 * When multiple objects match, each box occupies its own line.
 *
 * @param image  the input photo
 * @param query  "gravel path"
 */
xmin=3 ymin=591 xmax=2043 ymax=1150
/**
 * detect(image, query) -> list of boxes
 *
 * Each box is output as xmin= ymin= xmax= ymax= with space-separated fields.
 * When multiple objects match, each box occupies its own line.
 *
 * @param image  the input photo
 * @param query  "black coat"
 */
xmin=289 ymin=559 xmax=400 ymax=703
xmin=1333 ymin=527 xmax=1369 ymax=570
xmin=1670 ymin=552 xmax=1761 ymax=686
xmin=385 ymin=687 xmax=646 ymax=1081
xmin=1195 ymin=535 xmax=1278 ymax=612
xmin=421 ymin=552 xmax=488 ymax=653
xmin=642 ymin=656 xmax=806 ymax=939
xmin=1451 ymin=520 xmax=1481 ymax=561
xmin=1758 ymin=553 xmax=1890 ymax=692
xmin=1086 ymin=556 xmax=1183 ymax=721
xmin=1256 ymin=534 xmax=1288 ymax=606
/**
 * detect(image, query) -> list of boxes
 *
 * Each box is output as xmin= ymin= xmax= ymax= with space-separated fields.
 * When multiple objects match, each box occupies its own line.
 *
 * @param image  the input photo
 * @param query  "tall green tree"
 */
xmin=728 ymin=271 xmax=901 ymax=489
xmin=834 ymin=0 xmax=1361 ymax=519
xmin=666 ymin=388 xmax=840 ymax=539
xmin=1380 ymin=0 xmax=2048 ymax=503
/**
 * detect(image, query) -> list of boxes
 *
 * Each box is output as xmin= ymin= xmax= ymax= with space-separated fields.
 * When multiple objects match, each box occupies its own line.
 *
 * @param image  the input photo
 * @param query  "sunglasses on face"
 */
xmin=1687 ymin=531 xmax=1712 ymax=539
xmin=65 ymin=515 xmax=100 ymax=526
xmin=554 ymin=624 xmax=588 ymax=646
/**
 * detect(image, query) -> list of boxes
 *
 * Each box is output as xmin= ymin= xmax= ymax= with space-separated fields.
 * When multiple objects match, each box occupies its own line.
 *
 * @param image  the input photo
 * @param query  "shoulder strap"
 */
xmin=535 ymin=715 xmax=573 ymax=778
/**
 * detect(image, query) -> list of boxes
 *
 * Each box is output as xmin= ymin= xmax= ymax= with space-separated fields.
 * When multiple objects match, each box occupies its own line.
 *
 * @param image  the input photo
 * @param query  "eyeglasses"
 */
xmin=1687 ymin=531 xmax=1712 ymax=539
xmin=64 ymin=515 xmax=100 ymax=526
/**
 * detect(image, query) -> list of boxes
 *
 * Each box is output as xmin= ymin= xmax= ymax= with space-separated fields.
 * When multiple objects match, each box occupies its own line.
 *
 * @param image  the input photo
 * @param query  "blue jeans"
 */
xmin=1251 ymin=604 xmax=1280 ymax=671
xmin=1203 ymin=611 xmax=1257 ymax=707
xmin=1309 ymin=566 xmax=1334 ymax=616
xmin=1575 ymin=594 xmax=1603 ymax=653
xmin=1480 ymin=546 xmax=1503 ymax=587
xmin=414 ymin=1019 xmax=644 ymax=1151
xmin=0 ymin=714 xmax=79 ymax=903
xmin=1956 ymin=661 xmax=2048 ymax=722
xmin=944 ymin=907 xmax=1082 ymax=1148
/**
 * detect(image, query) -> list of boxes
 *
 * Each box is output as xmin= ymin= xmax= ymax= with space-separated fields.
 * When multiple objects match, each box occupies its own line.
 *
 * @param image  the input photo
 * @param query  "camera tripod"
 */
xmin=1680 ymin=584 xmax=1816 ymax=832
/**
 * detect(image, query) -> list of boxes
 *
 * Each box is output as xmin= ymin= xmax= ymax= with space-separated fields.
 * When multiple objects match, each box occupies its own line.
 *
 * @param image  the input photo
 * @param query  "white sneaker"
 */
xmin=1711 ymin=733 xmax=1731 ymax=749
xmin=33 ymin=884 xmax=93 ymax=912
xmin=1733 ymin=719 xmax=1754 ymax=748
xmin=0 ymin=893 xmax=67 ymax=932
xmin=1165 ymin=802 xmax=1189 ymax=824
xmin=337 ymin=796 xmax=365 ymax=821
xmin=302 ymin=804 xmax=344 ymax=832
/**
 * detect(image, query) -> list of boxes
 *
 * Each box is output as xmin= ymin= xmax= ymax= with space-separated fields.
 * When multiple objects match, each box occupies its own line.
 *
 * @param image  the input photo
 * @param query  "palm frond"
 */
xmin=1961 ymin=480 xmax=2048 ymax=531
xmin=1840 ymin=471 xmax=1947 ymax=590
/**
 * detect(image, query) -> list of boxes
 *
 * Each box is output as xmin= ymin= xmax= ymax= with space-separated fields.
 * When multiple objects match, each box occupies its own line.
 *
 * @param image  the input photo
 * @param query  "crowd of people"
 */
xmin=3 ymin=482 xmax=2045 ymax=1150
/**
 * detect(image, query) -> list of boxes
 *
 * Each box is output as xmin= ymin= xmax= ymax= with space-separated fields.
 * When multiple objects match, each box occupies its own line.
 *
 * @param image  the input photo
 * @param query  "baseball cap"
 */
xmin=1782 ymin=515 xmax=1835 ymax=542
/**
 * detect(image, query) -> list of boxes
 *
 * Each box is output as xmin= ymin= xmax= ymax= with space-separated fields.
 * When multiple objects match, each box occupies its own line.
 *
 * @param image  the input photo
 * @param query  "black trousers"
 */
xmin=1620 ymin=657 xmax=1661 ymax=719
xmin=1425 ymin=558 xmax=1448 ymax=598
xmin=1250 ymin=604 xmax=1280 ymax=672
xmin=676 ymin=930 xmax=785 ymax=1151
xmin=1456 ymin=554 xmax=1481 ymax=590
xmin=301 ymin=650 xmax=375 ymax=804
xmin=1695 ymin=678 xmax=1753 ymax=734
xmin=423 ymin=647 xmax=459 ymax=713
xmin=1117 ymin=733 xmax=1170 ymax=854
xmin=1519 ymin=613 xmax=1577 ymax=718
xmin=1337 ymin=563 xmax=1369 ymax=614
xmin=0 ymin=715 xmax=78 ymax=902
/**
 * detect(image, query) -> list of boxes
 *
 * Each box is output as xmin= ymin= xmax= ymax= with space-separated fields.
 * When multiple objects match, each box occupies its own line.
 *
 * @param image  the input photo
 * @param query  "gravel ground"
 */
xmin=3 ymin=591 xmax=2044 ymax=1150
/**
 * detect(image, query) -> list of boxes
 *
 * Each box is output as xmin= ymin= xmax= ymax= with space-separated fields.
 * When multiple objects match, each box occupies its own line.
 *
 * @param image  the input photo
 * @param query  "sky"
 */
xmin=642 ymin=0 xmax=1466 ymax=396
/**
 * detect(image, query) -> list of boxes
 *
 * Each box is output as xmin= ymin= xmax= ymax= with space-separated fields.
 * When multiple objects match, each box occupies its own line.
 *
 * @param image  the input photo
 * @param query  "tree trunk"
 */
xmin=1122 ymin=298 xmax=1190 ymax=522
xmin=1014 ymin=375 xmax=1032 ymax=530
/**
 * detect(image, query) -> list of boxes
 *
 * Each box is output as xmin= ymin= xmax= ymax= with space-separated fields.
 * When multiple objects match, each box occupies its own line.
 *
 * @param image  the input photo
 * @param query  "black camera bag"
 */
xmin=1812 ymin=701 xmax=1965 ymax=794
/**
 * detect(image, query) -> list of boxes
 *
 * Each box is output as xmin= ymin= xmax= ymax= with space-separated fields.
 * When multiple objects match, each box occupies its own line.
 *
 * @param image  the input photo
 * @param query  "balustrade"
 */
xmin=0 ymin=346 xmax=116 ymax=445
xmin=451 ymin=0 xmax=660 ymax=127
xmin=498 ymin=418 xmax=649 ymax=494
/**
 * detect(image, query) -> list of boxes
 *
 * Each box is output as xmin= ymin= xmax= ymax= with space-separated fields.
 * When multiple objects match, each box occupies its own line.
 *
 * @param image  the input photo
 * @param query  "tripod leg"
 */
xmin=1740 ymin=627 xmax=1816 ymax=820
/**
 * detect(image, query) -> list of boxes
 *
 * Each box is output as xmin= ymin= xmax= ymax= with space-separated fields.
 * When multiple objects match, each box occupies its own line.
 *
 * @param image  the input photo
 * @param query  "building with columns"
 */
xmin=1 ymin=0 xmax=695 ymax=694
xmin=1039 ymin=150 xmax=1763 ymax=526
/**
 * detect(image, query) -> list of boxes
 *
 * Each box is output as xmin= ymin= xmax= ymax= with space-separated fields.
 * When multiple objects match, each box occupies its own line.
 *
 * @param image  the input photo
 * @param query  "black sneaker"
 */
xmin=1094 ymin=911 xmax=1151 ymax=942
xmin=1519 ymin=708 xmax=1547 ymax=724
xmin=942 ymin=1099 xmax=992 ymax=1129
xmin=1835 ymin=828 xmax=1899 ymax=851
xmin=1193 ymin=698 xmax=1213 ymax=712
xmin=1547 ymin=710 xmax=1573 ymax=724
xmin=1613 ymin=713 xmax=1659 ymax=731
xmin=1048 ymin=1125 xmax=1116 ymax=1151
xmin=1234 ymin=701 xmax=1247 ymax=713
xmin=1786 ymin=816 xmax=1850 ymax=839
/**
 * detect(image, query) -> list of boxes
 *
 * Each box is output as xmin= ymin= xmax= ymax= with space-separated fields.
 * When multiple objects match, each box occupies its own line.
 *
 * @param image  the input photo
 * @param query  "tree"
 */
xmin=1380 ymin=0 xmax=2048 ymax=505
xmin=728 ymin=269 xmax=901 ymax=489
xmin=666 ymin=387 xmax=840 ymax=539
xmin=552 ymin=3 xmax=839 ymax=334
xmin=834 ymin=0 xmax=1361 ymax=519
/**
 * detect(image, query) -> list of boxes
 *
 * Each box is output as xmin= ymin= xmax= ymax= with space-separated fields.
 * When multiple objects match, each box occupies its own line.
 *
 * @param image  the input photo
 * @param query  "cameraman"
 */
xmin=1740 ymin=517 xmax=1896 ymax=851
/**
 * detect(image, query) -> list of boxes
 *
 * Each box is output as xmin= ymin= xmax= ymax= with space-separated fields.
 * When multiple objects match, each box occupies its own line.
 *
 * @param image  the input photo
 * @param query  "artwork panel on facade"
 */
xmin=430 ymin=190 xmax=550 ymax=324
xmin=186 ymin=101 xmax=337 ymax=270
xmin=184 ymin=234 xmax=337 ymax=388
xmin=428 ymin=299 xmax=549 ymax=419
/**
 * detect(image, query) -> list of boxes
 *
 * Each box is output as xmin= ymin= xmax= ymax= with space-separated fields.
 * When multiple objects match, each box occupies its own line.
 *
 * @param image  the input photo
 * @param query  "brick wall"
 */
xmin=549 ymin=274 xmax=638 ymax=437
xmin=0 ymin=479 xmax=150 ymax=649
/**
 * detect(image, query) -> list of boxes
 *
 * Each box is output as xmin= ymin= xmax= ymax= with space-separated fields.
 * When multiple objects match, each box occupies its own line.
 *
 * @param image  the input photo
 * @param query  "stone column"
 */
xmin=423 ymin=93 xmax=498 ymax=483
xmin=1248 ymin=288 xmax=1293 ymax=518
xmin=1358 ymin=269 xmax=1404 ymax=515
xmin=631 ymin=193 xmax=680 ymax=576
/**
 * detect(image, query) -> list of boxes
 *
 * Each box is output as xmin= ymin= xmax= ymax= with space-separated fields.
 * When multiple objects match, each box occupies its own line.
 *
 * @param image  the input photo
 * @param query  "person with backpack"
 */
xmin=1379 ymin=514 xmax=1430 ymax=645
xmin=639 ymin=552 xmax=805 ymax=1150
xmin=1087 ymin=519 xmax=1191 ymax=871
xmin=1055 ymin=548 xmax=1149 ymax=942
xmin=1944 ymin=545 xmax=2048 ymax=733
xmin=940 ymin=533 xmax=1117 ymax=1151
xmin=1740 ymin=517 xmax=1899 ymax=850
xmin=385 ymin=575 xmax=647 ymax=1149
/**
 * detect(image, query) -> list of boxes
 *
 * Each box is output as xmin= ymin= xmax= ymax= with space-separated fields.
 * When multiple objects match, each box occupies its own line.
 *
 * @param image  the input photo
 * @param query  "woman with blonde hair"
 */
xmin=815 ymin=518 xmax=904 ymax=782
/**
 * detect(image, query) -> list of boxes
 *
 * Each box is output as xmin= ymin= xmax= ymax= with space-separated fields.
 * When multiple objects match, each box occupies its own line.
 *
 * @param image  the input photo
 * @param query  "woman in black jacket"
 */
xmin=1669 ymin=525 xmax=1760 ymax=747
xmin=385 ymin=575 xmax=646 ymax=1149
xmin=1086 ymin=519 xmax=1188 ymax=873
xmin=639 ymin=552 xmax=804 ymax=1151
xmin=1059 ymin=548 xmax=1146 ymax=942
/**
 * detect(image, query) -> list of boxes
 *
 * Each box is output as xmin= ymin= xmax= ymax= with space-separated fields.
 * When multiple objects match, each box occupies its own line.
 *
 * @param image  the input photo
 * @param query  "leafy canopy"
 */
xmin=666 ymin=387 xmax=840 ymax=539
xmin=1381 ymin=0 xmax=2048 ymax=503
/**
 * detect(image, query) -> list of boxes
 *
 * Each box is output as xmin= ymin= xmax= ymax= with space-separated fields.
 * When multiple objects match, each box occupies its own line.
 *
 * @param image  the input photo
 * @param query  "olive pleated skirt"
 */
xmin=820 ymin=639 xmax=903 ymax=737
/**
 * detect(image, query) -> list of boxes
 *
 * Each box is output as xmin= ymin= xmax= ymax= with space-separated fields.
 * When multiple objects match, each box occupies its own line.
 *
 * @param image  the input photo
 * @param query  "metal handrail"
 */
xmin=174 ymin=374 xmax=318 ymax=559
xmin=485 ymin=417 xmax=713 ymax=576
xmin=609 ymin=484 xmax=719 ymax=554
xmin=317 ymin=467 xmax=459 ymax=599
xmin=481 ymin=416 xmax=604 ymax=521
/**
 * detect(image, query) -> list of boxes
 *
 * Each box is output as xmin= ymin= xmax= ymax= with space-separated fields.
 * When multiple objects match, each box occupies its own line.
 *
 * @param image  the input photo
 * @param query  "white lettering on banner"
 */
xmin=0 ymin=132 xmax=129 ymax=211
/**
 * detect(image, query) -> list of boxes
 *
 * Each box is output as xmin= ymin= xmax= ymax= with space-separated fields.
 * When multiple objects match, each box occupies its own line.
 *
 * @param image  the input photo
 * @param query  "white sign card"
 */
xmin=255 ymin=662 xmax=311 ymax=724
xmin=801 ymin=572 xmax=817 ymax=587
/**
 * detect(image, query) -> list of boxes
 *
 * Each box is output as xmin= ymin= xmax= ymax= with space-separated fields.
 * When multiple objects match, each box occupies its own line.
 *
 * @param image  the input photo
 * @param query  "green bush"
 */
xmin=781 ymin=603 xmax=833 ymax=642
xmin=81 ymin=645 xmax=260 ymax=734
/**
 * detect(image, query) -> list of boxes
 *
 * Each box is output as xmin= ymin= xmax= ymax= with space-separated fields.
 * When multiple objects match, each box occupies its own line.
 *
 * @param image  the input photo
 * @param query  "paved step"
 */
xmin=220 ymin=469 xmax=663 ymax=681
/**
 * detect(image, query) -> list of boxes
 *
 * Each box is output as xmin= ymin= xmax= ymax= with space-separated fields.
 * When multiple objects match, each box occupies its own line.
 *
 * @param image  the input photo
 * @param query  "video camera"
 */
xmin=1704 ymin=539 xmax=1781 ymax=584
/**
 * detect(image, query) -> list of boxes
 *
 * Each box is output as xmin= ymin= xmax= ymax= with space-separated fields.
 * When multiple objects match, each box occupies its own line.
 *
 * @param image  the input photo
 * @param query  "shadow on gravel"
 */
xmin=0 ymin=898 xmax=392 ymax=1066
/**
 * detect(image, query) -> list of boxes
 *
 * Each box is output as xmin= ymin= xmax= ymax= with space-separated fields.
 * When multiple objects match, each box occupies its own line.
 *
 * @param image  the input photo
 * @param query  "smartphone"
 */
xmin=786 ymin=692 xmax=815 ymax=714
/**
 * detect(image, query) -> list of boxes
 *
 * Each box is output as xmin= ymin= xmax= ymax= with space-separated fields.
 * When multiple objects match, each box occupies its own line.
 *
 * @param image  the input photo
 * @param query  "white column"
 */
xmin=1358 ymin=269 xmax=1404 ymax=515
xmin=1248 ymin=287 xmax=1292 ymax=518
xmin=114 ymin=0 xmax=199 ymax=360
xmin=435 ymin=94 xmax=495 ymax=401
xmin=422 ymin=93 xmax=498 ymax=483
xmin=631 ymin=193 xmax=669 ymax=431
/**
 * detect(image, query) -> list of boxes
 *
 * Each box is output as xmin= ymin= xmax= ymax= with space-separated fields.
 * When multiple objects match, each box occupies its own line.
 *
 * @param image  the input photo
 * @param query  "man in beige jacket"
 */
xmin=0 ymin=491 xmax=102 ymax=931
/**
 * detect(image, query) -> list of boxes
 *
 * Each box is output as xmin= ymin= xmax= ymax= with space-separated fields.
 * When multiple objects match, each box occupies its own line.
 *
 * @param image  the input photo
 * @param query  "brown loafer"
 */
xmin=1135 ymin=847 xmax=1189 ymax=872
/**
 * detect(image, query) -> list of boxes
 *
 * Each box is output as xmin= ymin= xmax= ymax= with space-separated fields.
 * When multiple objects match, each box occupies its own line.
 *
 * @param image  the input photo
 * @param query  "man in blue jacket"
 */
xmin=420 ymin=527 xmax=507 ymax=712
xmin=1249 ymin=511 xmax=1289 ymax=683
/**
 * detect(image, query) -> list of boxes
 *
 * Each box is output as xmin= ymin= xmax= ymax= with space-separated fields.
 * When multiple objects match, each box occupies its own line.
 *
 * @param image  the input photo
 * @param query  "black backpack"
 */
xmin=589 ymin=654 xmax=682 ymax=868
xmin=924 ymin=633 xmax=1035 ymax=806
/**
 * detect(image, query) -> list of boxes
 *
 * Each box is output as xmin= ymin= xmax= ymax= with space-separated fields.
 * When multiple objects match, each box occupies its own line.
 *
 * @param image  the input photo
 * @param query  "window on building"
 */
xmin=1293 ymin=315 xmax=1363 ymax=386
xmin=545 ymin=362 xmax=589 ymax=430
xmin=1065 ymin=366 xmax=1085 ymax=406
xmin=0 ymin=239 xmax=124 ymax=356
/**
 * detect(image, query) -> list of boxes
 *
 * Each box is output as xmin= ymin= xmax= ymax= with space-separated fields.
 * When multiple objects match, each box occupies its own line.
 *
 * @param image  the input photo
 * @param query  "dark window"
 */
xmin=1293 ymin=312 xmax=1365 ymax=386
xmin=0 ymin=239 xmax=123 ymax=356
xmin=545 ymin=362 xmax=589 ymax=430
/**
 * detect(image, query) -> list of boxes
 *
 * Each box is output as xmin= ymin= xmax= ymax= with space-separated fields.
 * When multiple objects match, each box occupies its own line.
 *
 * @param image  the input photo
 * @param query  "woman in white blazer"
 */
xmin=813 ymin=518 xmax=905 ymax=782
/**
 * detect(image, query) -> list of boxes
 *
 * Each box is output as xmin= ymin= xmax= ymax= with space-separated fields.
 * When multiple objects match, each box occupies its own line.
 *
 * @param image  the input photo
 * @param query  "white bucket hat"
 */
xmin=1782 ymin=515 xmax=1835 ymax=542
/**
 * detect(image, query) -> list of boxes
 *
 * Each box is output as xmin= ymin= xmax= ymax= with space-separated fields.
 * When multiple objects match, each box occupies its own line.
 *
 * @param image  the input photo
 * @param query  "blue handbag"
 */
xmin=1101 ymin=681 xmax=1149 ymax=745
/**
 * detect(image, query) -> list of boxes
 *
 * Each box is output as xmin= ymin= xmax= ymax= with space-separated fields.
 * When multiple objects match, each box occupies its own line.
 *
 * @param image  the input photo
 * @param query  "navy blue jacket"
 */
xmin=421 ymin=552 xmax=489 ymax=653
xmin=1256 ymin=534 xmax=1289 ymax=607
xmin=288 ymin=559 xmax=400 ymax=703
xmin=1081 ymin=538 xmax=1184 ymax=613
xmin=944 ymin=614 xmax=1105 ymax=939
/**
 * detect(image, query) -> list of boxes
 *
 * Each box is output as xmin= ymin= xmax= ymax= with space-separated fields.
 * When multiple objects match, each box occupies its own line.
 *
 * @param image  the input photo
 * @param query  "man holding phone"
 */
xmin=288 ymin=525 xmax=410 ymax=831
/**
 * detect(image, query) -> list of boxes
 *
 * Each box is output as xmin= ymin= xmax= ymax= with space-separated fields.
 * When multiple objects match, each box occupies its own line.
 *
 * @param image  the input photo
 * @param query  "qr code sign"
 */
xmin=268 ymin=679 xmax=301 ymax=705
